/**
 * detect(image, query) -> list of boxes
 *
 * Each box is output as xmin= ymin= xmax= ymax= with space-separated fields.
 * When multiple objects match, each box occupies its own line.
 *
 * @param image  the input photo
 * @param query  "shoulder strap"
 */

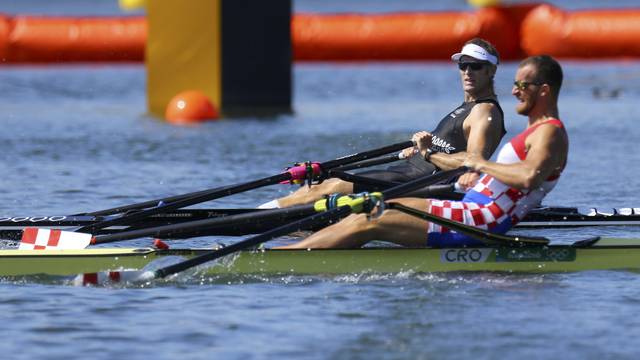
xmin=544 ymin=118 xmax=564 ymax=129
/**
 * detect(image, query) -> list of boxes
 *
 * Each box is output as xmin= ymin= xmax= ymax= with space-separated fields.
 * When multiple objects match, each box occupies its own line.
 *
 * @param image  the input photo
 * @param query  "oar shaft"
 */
xmin=319 ymin=141 xmax=413 ymax=170
xmin=154 ymin=206 xmax=353 ymax=278
xmin=387 ymin=202 xmax=549 ymax=246
xmin=78 ymin=173 xmax=292 ymax=233
xmin=83 ymin=141 xmax=413 ymax=223
xmin=331 ymin=153 xmax=403 ymax=172
xmin=383 ymin=167 xmax=467 ymax=199
xmin=100 ymin=168 xmax=465 ymax=242
xmin=328 ymin=170 xmax=400 ymax=189
xmin=92 ymin=204 xmax=317 ymax=243
xmin=84 ymin=186 xmax=234 ymax=216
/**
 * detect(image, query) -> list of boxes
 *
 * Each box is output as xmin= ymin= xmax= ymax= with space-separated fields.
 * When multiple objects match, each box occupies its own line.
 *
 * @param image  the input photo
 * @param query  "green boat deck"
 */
xmin=1 ymin=238 xmax=640 ymax=276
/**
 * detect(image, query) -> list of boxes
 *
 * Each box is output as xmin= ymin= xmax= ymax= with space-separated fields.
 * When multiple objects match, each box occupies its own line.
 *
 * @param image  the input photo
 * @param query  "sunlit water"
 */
xmin=2 ymin=1 xmax=640 ymax=359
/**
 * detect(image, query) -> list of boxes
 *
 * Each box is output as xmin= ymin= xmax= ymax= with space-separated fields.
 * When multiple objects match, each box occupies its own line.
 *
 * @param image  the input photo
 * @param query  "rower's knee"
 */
xmin=312 ymin=178 xmax=352 ymax=196
xmin=280 ymin=179 xmax=353 ymax=206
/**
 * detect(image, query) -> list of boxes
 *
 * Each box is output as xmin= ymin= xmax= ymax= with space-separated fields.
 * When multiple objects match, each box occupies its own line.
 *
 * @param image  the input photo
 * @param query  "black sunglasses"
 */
xmin=458 ymin=62 xmax=486 ymax=71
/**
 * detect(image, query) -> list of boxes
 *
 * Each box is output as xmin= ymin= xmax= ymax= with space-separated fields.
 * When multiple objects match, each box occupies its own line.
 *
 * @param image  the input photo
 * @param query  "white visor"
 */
xmin=451 ymin=44 xmax=498 ymax=65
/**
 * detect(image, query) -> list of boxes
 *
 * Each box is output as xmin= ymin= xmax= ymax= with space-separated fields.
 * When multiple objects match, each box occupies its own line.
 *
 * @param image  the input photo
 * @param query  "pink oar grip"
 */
xmin=282 ymin=162 xmax=322 ymax=183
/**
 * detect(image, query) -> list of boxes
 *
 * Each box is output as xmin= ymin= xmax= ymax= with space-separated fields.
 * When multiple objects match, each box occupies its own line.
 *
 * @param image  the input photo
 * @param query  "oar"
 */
xmin=82 ymin=140 xmax=414 ymax=217
xmin=89 ymin=204 xmax=319 ymax=244
xmin=75 ymin=167 xmax=468 ymax=285
xmin=73 ymin=140 xmax=415 ymax=234
xmin=60 ymin=184 xmax=458 ymax=246
xmin=23 ymin=184 xmax=454 ymax=247
xmin=82 ymin=186 xmax=236 ymax=216
xmin=386 ymin=202 xmax=550 ymax=246
xmin=19 ymin=140 xmax=416 ymax=249
xmin=330 ymin=152 xmax=404 ymax=172
xmin=327 ymin=169 xmax=400 ymax=189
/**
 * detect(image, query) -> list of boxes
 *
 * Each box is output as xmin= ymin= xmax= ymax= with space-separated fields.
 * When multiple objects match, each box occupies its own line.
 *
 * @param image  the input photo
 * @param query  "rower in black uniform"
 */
xmin=350 ymin=98 xmax=504 ymax=195
xmin=264 ymin=38 xmax=506 ymax=208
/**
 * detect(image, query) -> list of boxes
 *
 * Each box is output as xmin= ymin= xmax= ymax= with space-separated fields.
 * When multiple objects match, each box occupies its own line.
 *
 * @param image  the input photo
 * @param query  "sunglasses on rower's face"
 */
xmin=458 ymin=62 xmax=486 ymax=71
xmin=513 ymin=80 xmax=543 ymax=91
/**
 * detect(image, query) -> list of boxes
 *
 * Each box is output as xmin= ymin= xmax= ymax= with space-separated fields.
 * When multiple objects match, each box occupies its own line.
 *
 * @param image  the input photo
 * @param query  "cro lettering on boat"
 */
xmin=440 ymin=248 xmax=492 ymax=263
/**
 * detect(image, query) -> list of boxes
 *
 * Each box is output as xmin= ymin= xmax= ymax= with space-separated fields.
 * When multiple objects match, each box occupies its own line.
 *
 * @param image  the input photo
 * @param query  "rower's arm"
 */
xmin=427 ymin=151 xmax=465 ymax=171
xmin=466 ymin=124 xmax=567 ymax=190
xmin=425 ymin=103 xmax=504 ymax=170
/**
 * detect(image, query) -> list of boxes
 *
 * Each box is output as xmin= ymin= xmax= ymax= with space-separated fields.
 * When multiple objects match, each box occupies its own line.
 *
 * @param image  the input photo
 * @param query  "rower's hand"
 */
xmin=463 ymin=152 xmax=486 ymax=172
xmin=456 ymin=172 xmax=480 ymax=191
xmin=411 ymin=131 xmax=433 ymax=153
xmin=400 ymin=147 xmax=418 ymax=159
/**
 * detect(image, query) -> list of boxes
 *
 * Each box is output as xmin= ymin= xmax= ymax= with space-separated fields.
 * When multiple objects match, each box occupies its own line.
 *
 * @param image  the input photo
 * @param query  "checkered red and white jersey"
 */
xmin=429 ymin=119 xmax=566 ymax=236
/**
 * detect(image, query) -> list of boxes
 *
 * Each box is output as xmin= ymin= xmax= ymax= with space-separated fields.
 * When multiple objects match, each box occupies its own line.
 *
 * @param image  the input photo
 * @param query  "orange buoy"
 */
xmin=164 ymin=90 xmax=219 ymax=124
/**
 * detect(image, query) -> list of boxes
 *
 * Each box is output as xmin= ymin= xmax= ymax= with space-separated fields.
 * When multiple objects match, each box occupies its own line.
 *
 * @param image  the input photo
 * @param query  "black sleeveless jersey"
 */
xmin=430 ymin=99 xmax=505 ymax=154
xmin=353 ymin=99 xmax=505 ymax=194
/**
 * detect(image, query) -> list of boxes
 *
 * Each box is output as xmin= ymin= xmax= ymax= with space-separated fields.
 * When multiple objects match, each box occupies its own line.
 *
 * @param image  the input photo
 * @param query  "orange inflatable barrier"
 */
xmin=522 ymin=4 xmax=640 ymax=58
xmin=0 ymin=14 xmax=145 ymax=63
xmin=3 ymin=5 xmax=640 ymax=63
xmin=0 ymin=9 xmax=523 ymax=63
xmin=292 ymin=8 xmax=522 ymax=61
xmin=0 ymin=15 xmax=9 ymax=61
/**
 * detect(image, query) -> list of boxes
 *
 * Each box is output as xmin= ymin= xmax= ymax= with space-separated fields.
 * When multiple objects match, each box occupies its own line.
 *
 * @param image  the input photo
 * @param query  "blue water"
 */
xmin=2 ymin=1 xmax=640 ymax=359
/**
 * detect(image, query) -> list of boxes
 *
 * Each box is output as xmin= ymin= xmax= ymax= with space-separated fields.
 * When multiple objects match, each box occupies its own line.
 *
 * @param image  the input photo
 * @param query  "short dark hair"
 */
xmin=464 ymin=38 xmax=500 ymax=65
xmin=520 ymin=55 xmax=563 ymax=96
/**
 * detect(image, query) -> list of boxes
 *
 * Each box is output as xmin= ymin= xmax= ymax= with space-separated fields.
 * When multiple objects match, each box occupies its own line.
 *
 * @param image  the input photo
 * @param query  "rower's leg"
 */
xmin=278 ymin=198 xmax=431 ymax=249
xmin=276 ymin=178 xmax=354 ymax=208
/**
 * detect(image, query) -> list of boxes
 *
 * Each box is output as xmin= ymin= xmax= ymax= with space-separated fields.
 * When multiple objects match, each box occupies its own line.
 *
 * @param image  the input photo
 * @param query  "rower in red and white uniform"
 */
xmin=425 ymin=117 xmax=567 ymax=246
xmin=280 ymin=55 xmax=568 ymax=249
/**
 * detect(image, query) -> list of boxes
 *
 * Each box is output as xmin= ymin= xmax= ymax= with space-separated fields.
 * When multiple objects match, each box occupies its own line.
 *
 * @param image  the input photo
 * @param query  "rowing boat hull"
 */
xmin=224 ymin=244 xmax=640 ymax=274
xmin=2 ymin=238 xmax=640 ymax=277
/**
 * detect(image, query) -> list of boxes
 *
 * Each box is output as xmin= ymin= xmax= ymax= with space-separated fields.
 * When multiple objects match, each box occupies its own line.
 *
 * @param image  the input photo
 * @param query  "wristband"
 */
xmin=424 ymin=148 xmax=435 ymax=161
